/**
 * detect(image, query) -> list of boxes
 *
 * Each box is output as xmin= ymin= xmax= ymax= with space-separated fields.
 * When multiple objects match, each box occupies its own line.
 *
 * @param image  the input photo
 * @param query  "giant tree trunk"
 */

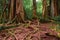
xmin=33 ymin=0 xmax=37 ymax=19
xmin=16 ymin=0 xmax=25 ymax=23
xmin=51 ymin=0 xmax=58 ymax=17
xmin=9 ymin=0 xmax=15 ymax=22
xmin=42 ymin=0 xmax=47 ymax=18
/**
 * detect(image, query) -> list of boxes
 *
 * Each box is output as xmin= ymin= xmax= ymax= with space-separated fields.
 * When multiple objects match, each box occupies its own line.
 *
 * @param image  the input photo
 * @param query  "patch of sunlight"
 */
xmin=36 ymin=0 xmax=38 ymax=2
xmin=36 ymin=0 xmax=42 ymax=2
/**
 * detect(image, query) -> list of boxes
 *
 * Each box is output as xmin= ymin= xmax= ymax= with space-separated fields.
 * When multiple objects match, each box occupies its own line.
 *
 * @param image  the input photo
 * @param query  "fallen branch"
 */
xmin=0 ymin=23 xmax=20 ymax=31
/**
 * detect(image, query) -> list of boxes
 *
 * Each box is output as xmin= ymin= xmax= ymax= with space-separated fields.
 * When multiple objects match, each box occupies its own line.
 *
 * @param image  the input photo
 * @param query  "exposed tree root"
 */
xmin=0 ymin=23 xmax=60 ymax=40
xmin=7 ymin=30 xmax=18 ymax=40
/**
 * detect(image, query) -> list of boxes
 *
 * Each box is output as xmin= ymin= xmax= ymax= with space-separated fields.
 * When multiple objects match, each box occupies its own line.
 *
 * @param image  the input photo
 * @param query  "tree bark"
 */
xmin=16 ymin=0 xmax=25 ymax=23
xmin=9 ymin=0 xmax=15 ymax=21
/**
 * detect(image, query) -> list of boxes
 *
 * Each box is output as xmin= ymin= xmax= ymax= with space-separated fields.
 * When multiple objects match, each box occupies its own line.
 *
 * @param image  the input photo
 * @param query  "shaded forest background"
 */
xmin=0 ymin=0 xmax=60 ymax=24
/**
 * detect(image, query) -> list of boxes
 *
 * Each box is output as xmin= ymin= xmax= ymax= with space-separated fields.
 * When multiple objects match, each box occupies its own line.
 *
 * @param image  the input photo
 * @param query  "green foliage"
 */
xmin=36 ymin=0 xmax=42 ymax=14
xmin=23 ymin=0 xmax=33 ymax=20
xmin=52 ymin=15 xmax=60 ymax=24
xmin=52 ymin=16 xmax=60 ymax=21
xmin=39 ymin=17 xmax=50 ymax=23
xmin=0 ymin=0 xmax=9 ymax=23
xmin=56 ymin=25 xmax=60 ymax=32
xmin=0 ymin=0 xmax=3 ymax=14
xmin=23 ymin=0 xmax=42 ymax=20
xmin=50 ymin=24 xmax=60 ymax=33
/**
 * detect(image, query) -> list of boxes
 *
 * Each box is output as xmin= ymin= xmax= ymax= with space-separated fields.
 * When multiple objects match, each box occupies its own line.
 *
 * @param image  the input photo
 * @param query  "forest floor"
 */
xmin=0 ymin=20 xmax=60 ymax=40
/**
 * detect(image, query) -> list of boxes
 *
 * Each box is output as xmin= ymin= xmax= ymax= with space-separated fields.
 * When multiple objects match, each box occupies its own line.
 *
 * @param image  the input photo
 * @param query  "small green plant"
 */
xmin=52 ymin=15 xmax=60 ymax=24
xmin=39 ymin=17 xmax=50 ymax=23
xmin=50 ymin=24 xmax=60 ymax=32
xmin=53 ymin=16 xmax=60 ymax=21
xmin=56 ymin=25 xmax=60 ymax=32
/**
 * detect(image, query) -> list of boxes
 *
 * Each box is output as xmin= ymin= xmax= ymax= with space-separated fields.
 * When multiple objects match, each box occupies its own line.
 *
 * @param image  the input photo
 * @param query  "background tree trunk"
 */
xmin=58 ymin=0 xmax=60 ymax=15
xmin=47 ymin=0 xmax=51 ymax=19
xmin=33 ymin=0 xmax=37 ymax=19
xmin=42 ymin=0 xmax=47 ymax=18
xmin=51 ymin=0 xmax=58 ymax=17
